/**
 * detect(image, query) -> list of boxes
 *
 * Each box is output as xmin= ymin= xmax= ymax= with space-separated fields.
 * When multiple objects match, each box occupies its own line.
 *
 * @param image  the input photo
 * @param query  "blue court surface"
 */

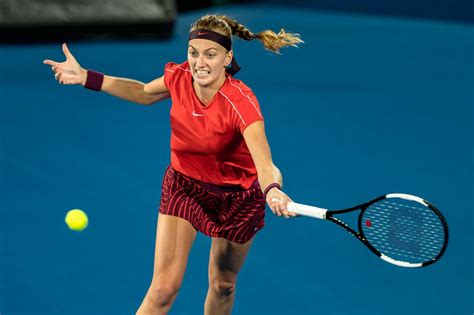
xmin=1 ymin=4 xmax=472 ymax=315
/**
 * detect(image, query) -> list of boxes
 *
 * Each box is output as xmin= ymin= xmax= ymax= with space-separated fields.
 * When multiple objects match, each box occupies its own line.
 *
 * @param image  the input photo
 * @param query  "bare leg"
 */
xmin=136 ymin=214 xmax=197 ymax=315
xmin=204 ymin=238 xmax=254 ymax=315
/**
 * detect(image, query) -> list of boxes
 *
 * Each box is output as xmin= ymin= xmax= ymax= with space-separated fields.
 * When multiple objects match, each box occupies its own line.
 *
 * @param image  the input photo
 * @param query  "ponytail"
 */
xmin=191 ymin=14 xmax=303 ymax=54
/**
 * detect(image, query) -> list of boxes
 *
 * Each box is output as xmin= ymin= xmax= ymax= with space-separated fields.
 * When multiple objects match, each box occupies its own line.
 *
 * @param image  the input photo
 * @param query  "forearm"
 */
xmin=81 ymin=69 xmax=168 ymax=105
xmin=258 ymin=164 xmax=295 ymax=217
xmin=258 ymin=164 xmax=283 ymax=198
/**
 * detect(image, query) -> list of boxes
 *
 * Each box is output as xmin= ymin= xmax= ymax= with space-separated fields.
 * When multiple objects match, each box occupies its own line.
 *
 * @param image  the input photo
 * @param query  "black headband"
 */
xmin=188 ymin=29 xmax=241 ymax=76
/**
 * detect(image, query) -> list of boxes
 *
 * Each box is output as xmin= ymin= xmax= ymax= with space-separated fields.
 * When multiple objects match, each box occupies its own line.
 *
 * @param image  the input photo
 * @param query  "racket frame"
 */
xmin=287 ymin=193 xmax=449 ymax=268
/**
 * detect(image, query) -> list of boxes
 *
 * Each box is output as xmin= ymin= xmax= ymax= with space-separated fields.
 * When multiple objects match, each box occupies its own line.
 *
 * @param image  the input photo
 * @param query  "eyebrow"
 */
xmin=188 ymin=45 xmax=218 ymax=52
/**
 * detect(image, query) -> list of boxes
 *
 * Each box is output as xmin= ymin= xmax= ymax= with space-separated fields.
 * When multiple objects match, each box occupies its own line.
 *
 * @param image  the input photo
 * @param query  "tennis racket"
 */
xmin=285 ymin=193 xmax=448 ymax=268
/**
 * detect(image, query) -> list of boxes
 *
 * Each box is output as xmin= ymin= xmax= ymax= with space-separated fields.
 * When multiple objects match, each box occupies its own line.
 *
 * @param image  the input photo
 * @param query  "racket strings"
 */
xmin=374 ymin=203 xmax=444 ymax=229
xmin=366 ymin=224 xmax=444 ymax=245
xmin=361 ymin=198 xmax=446 ymax=263
xmin=363 ymin=230 xmax=441 ymax=259
xmin=367 ymin=210 xmax=444 ymax=244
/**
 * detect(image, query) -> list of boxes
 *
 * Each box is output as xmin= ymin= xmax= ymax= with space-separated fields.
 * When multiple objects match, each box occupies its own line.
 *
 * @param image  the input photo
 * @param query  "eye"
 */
xmin=189 ymin=51 xmax=198 ymax=57
xmin=206 ymin=52 xmax=216 ymax=58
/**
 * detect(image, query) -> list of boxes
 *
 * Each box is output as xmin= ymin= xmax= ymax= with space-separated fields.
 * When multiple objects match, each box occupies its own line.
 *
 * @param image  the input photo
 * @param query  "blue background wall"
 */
xmin=1 ymin=3 xmax=473 ymax=315
xmin=237 ymin=0 xmax=474 ymax=23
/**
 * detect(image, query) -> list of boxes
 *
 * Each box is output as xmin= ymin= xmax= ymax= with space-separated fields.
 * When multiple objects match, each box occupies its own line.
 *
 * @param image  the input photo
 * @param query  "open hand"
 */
xmin=43 ymin=43 xmax=86 ymax=85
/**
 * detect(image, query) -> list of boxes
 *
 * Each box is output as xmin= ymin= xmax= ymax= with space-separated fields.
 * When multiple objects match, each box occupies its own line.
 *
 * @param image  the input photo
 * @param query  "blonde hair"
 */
xmin=190 ymin=14 xmax=303 ymax=54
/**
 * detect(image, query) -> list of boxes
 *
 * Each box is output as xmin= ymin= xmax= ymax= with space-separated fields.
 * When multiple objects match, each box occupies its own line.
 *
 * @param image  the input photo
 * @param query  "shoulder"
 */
xmin=219 ymin=77 xmax=260 ymax=109
xmin=164 ymin=61 xmax=191 ymax=89
xmin=164 ymin=61 xmax=191 ymax=73
xmin=220 ymin=77 xmax=264 ymax=129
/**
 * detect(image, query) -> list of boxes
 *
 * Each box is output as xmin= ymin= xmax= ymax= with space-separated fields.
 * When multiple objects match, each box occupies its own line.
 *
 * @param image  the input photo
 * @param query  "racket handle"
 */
xmin=287 ymin=202 xmax=328 ymax=220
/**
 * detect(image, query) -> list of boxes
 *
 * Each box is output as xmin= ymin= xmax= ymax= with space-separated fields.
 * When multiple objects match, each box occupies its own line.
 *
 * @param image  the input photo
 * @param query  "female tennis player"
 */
xmin=44 ymin=14 xmax=303 ymax=315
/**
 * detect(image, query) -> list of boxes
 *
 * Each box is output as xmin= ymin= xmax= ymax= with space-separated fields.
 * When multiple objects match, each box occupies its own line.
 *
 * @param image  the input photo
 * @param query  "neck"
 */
xmin=193 ymin=74 xmax=226 ymax=105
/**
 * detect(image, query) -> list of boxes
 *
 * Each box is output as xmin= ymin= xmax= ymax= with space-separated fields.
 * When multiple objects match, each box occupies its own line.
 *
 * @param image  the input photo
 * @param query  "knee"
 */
xmin=209 ymin=277 xmax=236 ymax=297
xmin=148 ymin=284 xmax=180 ymax=307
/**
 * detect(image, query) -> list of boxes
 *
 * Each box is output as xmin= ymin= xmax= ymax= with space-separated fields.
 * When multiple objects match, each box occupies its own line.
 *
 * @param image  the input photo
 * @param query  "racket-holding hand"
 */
xmin=43 ymin=43 xmax=87 ymax=86
xmin=266 ymin=188 xmax=298 ymax=218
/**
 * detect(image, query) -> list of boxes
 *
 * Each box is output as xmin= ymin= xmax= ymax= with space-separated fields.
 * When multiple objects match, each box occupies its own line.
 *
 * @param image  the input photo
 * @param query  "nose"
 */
xmin=196 ymin=55 xmax=206 ymax=68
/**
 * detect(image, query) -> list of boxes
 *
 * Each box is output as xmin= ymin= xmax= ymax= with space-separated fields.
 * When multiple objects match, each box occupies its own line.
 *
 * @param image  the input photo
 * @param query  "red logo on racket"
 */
xmin=365 ymin=219 xmax=372 ymax=228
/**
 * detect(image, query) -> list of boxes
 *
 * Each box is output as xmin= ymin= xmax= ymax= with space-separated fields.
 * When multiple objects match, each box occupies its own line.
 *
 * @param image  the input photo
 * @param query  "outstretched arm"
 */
xmin=43 ymin=43 xmax=170 ymax=105
xmin=100 ymin=74 xmax=170 ymax=105
xmin=242 ymin=121 xmax=296 ymax=218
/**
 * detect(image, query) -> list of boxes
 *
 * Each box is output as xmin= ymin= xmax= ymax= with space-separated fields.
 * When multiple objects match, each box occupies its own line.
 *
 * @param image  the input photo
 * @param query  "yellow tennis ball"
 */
xmin=65 ymin=209 xmax=88 ymax=231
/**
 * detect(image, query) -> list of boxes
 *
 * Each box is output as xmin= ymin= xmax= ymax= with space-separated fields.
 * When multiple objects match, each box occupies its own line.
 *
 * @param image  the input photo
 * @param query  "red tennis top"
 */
xmin=164 ymin=61 xmax=264 ymax=189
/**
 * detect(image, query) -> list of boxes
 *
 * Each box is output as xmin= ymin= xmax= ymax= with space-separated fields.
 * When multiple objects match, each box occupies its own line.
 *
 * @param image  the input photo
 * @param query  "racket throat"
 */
xmin=328 ymin=216 xmax=365 ymax=241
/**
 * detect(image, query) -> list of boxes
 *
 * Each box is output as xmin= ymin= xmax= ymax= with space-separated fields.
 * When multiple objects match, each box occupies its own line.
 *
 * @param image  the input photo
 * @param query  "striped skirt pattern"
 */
xmin=159 ymin=166 xmax=265 ymax=244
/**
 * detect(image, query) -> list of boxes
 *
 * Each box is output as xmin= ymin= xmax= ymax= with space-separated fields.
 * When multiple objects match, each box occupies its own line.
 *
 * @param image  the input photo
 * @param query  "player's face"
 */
xmin=188 ymin=39 xmax=232 ymax=88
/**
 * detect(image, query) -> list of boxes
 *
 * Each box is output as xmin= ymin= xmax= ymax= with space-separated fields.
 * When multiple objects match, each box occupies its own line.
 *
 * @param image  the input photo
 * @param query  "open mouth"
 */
xmin=195 ymin=69 xmax=210 ymax=78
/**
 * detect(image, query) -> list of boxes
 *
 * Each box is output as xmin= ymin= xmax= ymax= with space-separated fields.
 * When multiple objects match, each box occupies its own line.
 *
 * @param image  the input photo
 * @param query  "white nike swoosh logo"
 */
xmin=192 ymin=111 xmax=204 ymax=117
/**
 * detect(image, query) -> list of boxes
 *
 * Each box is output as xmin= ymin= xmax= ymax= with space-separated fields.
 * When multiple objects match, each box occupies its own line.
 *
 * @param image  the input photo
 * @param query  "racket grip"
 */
xmin=287 ymin=202 xmax=328 ymax=220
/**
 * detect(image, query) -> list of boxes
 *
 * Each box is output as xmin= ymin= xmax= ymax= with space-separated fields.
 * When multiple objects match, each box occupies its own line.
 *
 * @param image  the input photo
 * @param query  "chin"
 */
xmin=193 ymin=76 xmax=214 ymax=87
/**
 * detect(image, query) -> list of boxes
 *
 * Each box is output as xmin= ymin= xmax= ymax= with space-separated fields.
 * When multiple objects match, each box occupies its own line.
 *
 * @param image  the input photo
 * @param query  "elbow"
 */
xmin=141 ymin=85 xmax=155 ymax=105
xmin=141 ymin=98 xmax=154 ymax=106
xmin=134 ymin=95 xmax=153 ymax=106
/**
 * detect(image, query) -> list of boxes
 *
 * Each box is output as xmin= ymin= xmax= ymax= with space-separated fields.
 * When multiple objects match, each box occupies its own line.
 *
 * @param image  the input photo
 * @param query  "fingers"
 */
xmin=266 ymin=188 xmax=298 ymax=219
xmin=268 ymin=191 xmax=299 ymax=219
xmin=62 ymin=43 xmax=74 ymax=60
xmin=49 ymin=63 xmax=80 ymax=85
xmin=55 ymin=71 xmax=64 ymax=84
xmin=267 ymin=189 xmax=287 ymax=217
xmin=53 ymin=68 xmax=67 ymax=84
xmin=44 ymin=44 xmax=78 ymax=84
xmin=55 ymin=72 xmax=77 ymax=85
xmin=269 ymin=197 xmax=281 ymax=216
xmin=44 ymin=43 xmax=73 ymax=66
xmin=270 ymin=197 xmax=295 ymax=219
xmin=43 ymin=59 xmax=58 ymax=66
xmin=62 ymin=43 xmax=69 ymax=57
xmin=44 ymin=59 xmax=61 ymax=79
xmin=286 ymin=197 xmax=299 ymax=217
